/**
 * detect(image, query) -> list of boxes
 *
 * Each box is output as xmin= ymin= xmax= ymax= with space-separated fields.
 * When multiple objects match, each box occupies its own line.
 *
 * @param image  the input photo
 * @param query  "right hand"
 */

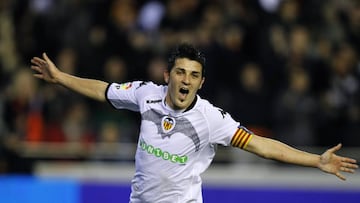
xmin=31 ymin=53 xmax=60 ymax=83
xmin=318 ymin=143 xmax=358 ymax=181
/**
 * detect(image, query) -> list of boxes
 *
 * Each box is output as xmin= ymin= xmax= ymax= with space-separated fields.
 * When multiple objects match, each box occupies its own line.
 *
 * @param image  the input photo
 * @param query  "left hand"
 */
xmin=31 ymin=53 xmax=60 ymax=83
xmin=318 ymin=143 xmax=358 ymax=180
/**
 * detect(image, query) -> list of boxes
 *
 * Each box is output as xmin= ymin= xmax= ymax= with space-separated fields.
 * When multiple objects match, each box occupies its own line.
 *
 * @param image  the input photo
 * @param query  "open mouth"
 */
xmin=179 ymin=88 xmax=189 ymax=100
xmin=179 ymin=87 xmax=189 ymax=94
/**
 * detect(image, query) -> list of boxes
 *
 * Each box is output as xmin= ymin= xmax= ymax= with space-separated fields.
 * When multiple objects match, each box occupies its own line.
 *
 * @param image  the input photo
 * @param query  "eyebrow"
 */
xmin=175 ymin=67 xmax=201 ymax=75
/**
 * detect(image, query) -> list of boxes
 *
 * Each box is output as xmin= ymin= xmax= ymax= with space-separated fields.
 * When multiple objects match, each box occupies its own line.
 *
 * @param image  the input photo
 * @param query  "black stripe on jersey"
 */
xmin=105 ymin=83 xmax=117 ymax=109
xmin=183 ymin=96 xmax=198 ymax=113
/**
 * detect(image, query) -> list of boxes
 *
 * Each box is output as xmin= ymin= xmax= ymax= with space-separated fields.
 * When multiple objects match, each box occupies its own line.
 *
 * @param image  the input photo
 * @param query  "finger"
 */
xmin=31 ymin=65 xmax=42 ymax=73
xmin=328 ymin=143 xmax=342 ymax=153
xmin=33 ymin=74 xmax=44 ymax=79
xmin=31 ymin=58 xmax=43 ymax=66
xmin=345 ymin=169 xmax=356 ymax=173
xmin=341 ymin=157 xmax=358 ymax=164
xmin=43 ymin=52 xmax=53 ymax=64
xmin=31 ymin=57 xmax=47 ymax=65
xmin=341 ymin=162 xmax=359 ymax=170
xmin=335 ymin=172 xmax=346 ymax=181
xmin=340 ymin=166 xmax=356 ymax=173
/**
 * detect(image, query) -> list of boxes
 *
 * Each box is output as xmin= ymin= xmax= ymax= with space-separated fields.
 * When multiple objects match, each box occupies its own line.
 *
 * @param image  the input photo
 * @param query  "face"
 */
xmin=164 ymin=58 xmax=205 ymax=110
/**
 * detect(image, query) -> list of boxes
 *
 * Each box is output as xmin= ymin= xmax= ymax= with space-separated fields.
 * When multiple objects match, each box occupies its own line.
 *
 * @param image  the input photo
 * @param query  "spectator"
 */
xmin=273 ymin=68 xmax=318 ymax=146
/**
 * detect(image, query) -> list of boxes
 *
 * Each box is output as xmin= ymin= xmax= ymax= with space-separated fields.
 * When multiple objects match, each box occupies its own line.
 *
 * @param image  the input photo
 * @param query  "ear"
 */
xmin=199 ymin=77 xmax=205 ymax=89
xmin=163 ymin=70 xmax=170 ymax=84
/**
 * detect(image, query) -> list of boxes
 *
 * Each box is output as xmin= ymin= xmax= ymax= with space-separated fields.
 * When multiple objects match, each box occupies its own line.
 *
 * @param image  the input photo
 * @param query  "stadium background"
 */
xmin=0 ymin=0 xmax=359 ymax=202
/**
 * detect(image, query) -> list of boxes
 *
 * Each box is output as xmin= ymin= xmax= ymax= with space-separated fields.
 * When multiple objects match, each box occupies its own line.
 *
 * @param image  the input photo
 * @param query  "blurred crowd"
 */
xmin=1 ymin=0 xmax=359 ymax=173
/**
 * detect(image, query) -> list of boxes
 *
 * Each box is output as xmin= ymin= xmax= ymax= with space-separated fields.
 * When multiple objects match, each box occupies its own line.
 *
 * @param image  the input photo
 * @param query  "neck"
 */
xmin=164 ymin=95 xmax=197 ymax=112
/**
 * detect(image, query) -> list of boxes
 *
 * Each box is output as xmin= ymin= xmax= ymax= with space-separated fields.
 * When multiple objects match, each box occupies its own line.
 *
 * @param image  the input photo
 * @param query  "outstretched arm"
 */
xmin=244 ymin=134 xmax=358 ymax=180
xmin=31 ymin=53 xmax=108 ymax=101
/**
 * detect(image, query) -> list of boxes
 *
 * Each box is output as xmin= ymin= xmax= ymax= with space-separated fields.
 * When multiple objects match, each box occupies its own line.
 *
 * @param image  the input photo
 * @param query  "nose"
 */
xmin=182 ymin=74 xmax=190 ymax=84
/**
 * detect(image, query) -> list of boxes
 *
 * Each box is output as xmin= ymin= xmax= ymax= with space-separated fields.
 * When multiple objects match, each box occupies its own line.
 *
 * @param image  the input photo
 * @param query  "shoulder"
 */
xmin=132 ymin=81 xmax=166 ymax=97
xmin=106 ymin=81 xmax=166 ymax=101
xmin=106 ymin=81 xmax=166 ymax=111
xmin=136 ymin=81 xmax=163 ymax=90
xmin=109 ymin=81 xmax=164 ymax=93
xmin=196 ymin=96 xmax=229 ymax=120
xmin=126 ymin=81 xmax=159 ymax=90
xmin=195 ymin=96 xmax=240 ymax=145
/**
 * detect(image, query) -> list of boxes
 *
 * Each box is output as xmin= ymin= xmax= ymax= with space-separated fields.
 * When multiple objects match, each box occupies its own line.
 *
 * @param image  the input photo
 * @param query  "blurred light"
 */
xmin=138 ymin=1 xmax=165 ymax=32
xmin=29 ymin=0 xmax=54 ymax=14
xmin=259 ymin=0 xmax=283 ymax=13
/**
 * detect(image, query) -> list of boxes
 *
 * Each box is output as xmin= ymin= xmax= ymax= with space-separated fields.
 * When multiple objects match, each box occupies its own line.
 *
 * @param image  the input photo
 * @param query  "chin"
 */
xmin=174 ymin=101 xmax=188 ymax=110
xmin=174 ymin=104 xmax=186 ymax=110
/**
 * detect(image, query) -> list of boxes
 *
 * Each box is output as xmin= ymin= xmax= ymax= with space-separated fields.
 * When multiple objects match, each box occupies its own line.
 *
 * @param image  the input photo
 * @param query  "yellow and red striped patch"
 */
xmin=231 ymin=127 xmax=253 ymax=149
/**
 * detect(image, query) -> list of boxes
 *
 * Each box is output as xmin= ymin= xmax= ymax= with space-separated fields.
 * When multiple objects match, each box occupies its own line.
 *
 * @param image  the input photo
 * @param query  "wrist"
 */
xmin=316 ymin=154 xmax=323 ymax=169
xmin=56 ymin=71 xmax=68 ymax=84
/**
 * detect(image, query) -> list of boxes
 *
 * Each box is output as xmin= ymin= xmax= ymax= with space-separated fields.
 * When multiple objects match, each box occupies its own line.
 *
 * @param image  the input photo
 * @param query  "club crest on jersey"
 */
xmin=161 ymin=116 xmax=176 ymax=133
xmin=116 ymin=82 xmax=132 ymax=90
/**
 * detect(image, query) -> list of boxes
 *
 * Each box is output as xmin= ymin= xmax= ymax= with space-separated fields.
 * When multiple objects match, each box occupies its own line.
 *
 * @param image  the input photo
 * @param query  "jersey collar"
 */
xmin=162 ymin=94 xmax=198 ymax=114
xmin=183 ymin=95 xmax=198 ymax=113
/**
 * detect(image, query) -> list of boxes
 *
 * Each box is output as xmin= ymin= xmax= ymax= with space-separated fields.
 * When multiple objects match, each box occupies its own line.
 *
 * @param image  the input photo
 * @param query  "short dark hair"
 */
xmin=167 ymin=43 xmax=206 ymax=77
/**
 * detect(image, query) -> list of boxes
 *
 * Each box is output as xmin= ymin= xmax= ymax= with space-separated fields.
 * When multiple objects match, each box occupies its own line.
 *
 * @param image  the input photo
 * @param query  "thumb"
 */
xmin=328 ymin=143 xmax=342 ymax=154
xmin=42 ymin=52 xmax=52 ymax=64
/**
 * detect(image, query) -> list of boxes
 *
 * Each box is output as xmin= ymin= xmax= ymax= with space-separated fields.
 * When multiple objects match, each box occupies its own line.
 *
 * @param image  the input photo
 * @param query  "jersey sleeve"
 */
xmin=205 ymin=105 xmax=239 ymax=146
xmin=105 ymin=81 xmax=145 ymax=112
xmin=230 ymin=126 xmax=253 ymax=149
xmin=206 ymin=105 xmax=253 ymax=149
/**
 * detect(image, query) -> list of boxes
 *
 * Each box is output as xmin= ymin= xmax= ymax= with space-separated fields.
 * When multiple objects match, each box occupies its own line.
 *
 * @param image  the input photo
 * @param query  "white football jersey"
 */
xmin=106 ymin=81 xmax=252 ymax=203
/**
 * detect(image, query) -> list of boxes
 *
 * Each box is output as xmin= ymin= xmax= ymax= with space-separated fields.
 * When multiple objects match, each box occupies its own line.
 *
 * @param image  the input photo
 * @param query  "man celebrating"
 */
xmin=31 ymin=43 xmax=358 ymax=202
